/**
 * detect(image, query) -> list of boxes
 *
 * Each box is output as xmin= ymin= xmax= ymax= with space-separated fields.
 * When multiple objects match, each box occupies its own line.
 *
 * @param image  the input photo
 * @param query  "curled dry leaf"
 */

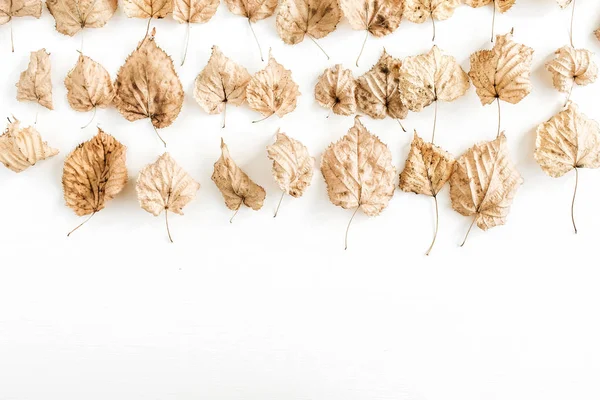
xmin=114 ymin=28 xmax=184 ymax=147
xmin=314 ymin=64 xmax=356 ymax=116
xmin=46 ymin=0 xmax=117 ymax=36
xmin=545 ymin=46 xmax=598 ymax=95
xmin=321 ymin=116 xmax=396 ymax=249
xmin=173 ymin=0 xmax=219 ymax=65
xmin=356 ymin=49 xmax=408 ymax=126
xmin=266 ymin=130 xmax=314 ymax=217
xmin=399 ymin=45 xmax=470 ymax=142
xmin=404 ymin=0 xmax=459 ymax=41
xmin=122 ymin=0 xmax=172 ymax=37
xmin=399 ymin=131 xmax=454 ymax=254
xmin=339 ymin=0 xmax=403 ymax=65
xmin=0 ymin=0 xmax=42 ymax=51
xmin=276 ymin=0 xmax=341 ymax=59
xmin=449 ymin=133 xmax=522 ymax=246
xmin=16 ymin=48 xmax=53 ymax=110
xmin=136 ymin=152 xmax=200 ymax=242
xmin=246 ymin=52 xmax=300 ymax=122
xmin=193 ymin=46 xmax=251 ymax=128
xmin=0 ymin=117 xmax=58 ymax=172
xmin=212 ymin=139 xmax=266 ymax=220
xmin=224 ymin=0 xmax=278 ymax=61
xmin=534 ymin=102 xmax=600 ymax=233
xmin=62 ymin=128 xmax=127 ymax=235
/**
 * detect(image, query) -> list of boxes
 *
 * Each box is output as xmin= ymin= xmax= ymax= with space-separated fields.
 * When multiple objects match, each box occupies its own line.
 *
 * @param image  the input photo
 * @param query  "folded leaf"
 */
xmin=65 ymin=54 xmax=115 ymax=112
xmin=46 ymin=0 xmax=117 ymax=36
xmin=545 ymin=46 xmax=598 ymax=94
xmin=16 ymin=48 xmax=53 ymax=110
xmin=267 ymin=131 xmax=314 ymax=197
xmin=0 ymin=117 xmax=58 ymax=173
xmin=314 ymin=64 xmax=356 ymax=116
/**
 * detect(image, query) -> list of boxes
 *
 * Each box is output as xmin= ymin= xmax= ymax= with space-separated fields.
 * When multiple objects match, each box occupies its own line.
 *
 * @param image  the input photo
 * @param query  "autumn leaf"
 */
xmin=314 ymin=64 xmax=356 ymax=116
xmin=399 ymin=45 xmax=470 ymax=142
xmin=534 ymin=102 xmax=600 ymax=233
xmin=122 ymin=0 xmax=172 ymax=38
xmin=340 ymin=0 xmax=403 ymax=66
xmin=113 ymin=28 xmax=184 ymax=147
xmin=266 ymin=130 xmax=314 ymax=217
xmin=224 ymin=0 xmax=277 ymax=61
xmin=46 ymin=0 xmax=117 ymax=37
xmin=173 ymin=0 xmax=219 ymax=65
xmin=246 ymin=51 xmax=300 ymax=122
xmin=16 ymin=48 xmax=53 ymax=110
xmin=276 ymin=0 xmax=341 ymax=59
xmin=468 ymin=31 xmax=533 ymax=136
xmin=65 ymin=54 xmax=115 ymax=128
xmin=449 ymin=133 xmax=522 ymax=246
xmin=356 ymin=49 xmax=407 ymax=129
xmin=62 ymin=128 xmax=127 ymax=236
xmin=464 ymin=0 xmax=515 ymax=41
xmin=321 ymin=116 xmax=396 ymax=249
xmin=0 ymin=116 xmax=58 ymax=172
xmin=399 ymin=131 xmax=454 ymax=254
xmin=212 ymin=138 xmax=266 ymax=221
xmin=193 ymin=46 xmax=251 ymax=128
xmin=545 ymin=46 xmax=597 ymax=102
xmin=136 ymin=152 xmax=200 ymax=242
xmin=404 ymin=0 xmax=460 ymax=41
xmin=0 ymin=0 xmax=42 ymax=52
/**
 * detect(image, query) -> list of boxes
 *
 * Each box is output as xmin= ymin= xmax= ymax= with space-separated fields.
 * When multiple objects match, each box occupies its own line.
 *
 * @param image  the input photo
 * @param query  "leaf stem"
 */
xmin=248 ymin=19 xmax=264 ymax=62
xmin=431 ymin=15 xmax=436 ymax=42
xmin=165 ymin=210 xmax=173 ymax=243
xmin=10 ymin=19 xmax=14 ymax=53
xmin=80 ymin=28 xmax=84 ymax=54
xmin=431 ymin=100 xmax=438 ymax=143
xmin=306 ymin=34 xmax=330 ymax=60
xmin=426 ymin=195 xmax=439 ymax=256
xmin=252 ymin=113 xmax=273 ymax=124
xmin=273 ymin=191 xmax=285 ymax=218
xmin=397 ymin=119 xmax=406 ymax=132
xmin=355 ymin=30 xmax=368 ymax=67
xmin=222 ymin=104 xmax=227 ymax=129
xmin=181 ymin=22 xmax=190 ymax=66
xmin=151 ymin=123 xmax=167 ymax=147
xmin=565 ymin=81 xmax=574 ymax=106
xmin=496 ymin=96 xmax=501 ymax=138
xmin=67 ymin=211 xmax=96 ymax=237
xmin=570 ymin=0 xmax=576 ymax=48
xmin=344 ymin=206 xmax=360 ymax=250
xmin=571 ymin=167 xmax=578 ymax=234
xmin=230 ymin=208 xmax=240 ymax=223
xmin=81 ymin=106 xmax=97 ymax=129
xmin=491 ymin=0 xmax=496 ymax=42
xmin=460 ymin=215 xmax=477 ymax=247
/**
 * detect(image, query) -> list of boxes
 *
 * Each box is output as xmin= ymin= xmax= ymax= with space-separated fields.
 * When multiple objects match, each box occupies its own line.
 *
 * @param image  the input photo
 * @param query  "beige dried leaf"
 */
xmin=46 ymin=0 xmax=117 ymax=36
xmin=136 ymin=152 xmax=200 ymax=242
xmin=449 ymin=133 xmax=522 ymax=245
xmin=16 ymin=48 xmax=53 ymax=110
xmin=224 ymin=0 xmax=277 ymax=22
xmin=356 ymin=49 xmax=408 ymax=123
xmin=212 ymin=139 xmax=266 ymax=217
xmin=321 ymin=116 xmax=396 ymax=249
xmin=464 ymin=0 xmax=514 ymax=12
xmin=468 ymin=32 xmax=533 ymax=106
xmin=404 ymin=0 xmax=459 ymax=40
xmin=173 ymin=0 xmax=219 ymax=23
xmin=193 ymin=46 xmax=251 ymax=127
xmin=0 ymin=0 xmax=42 ymax=51
xmin=114 ymin=28 xmax=184 ymax=146
xmin=246 ymin=52 xmax=300 ymax=121
xmin=314 ymin=64 xmax=356 ymax=116
xmin=62 ymin=128 xmax=127 ymax=235
xmin=65 ymin=54 xmax=114 ymax=113
xmin=0 ymin=117 xmax=58 ymax=173
xmin=122 ymin=0 xmax=172 ymax=20
xmin=545 ymin=46 xmax=598 ymax=94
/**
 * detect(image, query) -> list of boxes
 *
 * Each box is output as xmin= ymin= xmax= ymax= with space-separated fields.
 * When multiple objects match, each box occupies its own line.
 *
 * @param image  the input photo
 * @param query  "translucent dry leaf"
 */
xmin=193 ymin=45 xmax=251 ymax=127
xmin=356 ymin=49 xmax=407 ymax=121
xmin=464 ymin=0 xmax=515 ymax=12
xmin=173 ymin=0 xmax=219 ymax=23
xmin=340 ymin=0 xmax=403 ymax=37
xmin=212 ymin=138 xmax=266 ymax=213
xmin=545 ymin=46 xmax=598 ymax=94
xmin=468 ymin=32 xmax=533 ymax=106
xmin=16 ymin=48 xmax=53 ymax=110
xmin=246 ymin=51 xmax=300 ymax=120
xmin=0 ymin=0 xmax=42 ymax=24
xmin=46 ymin=0 xmax=117 ymax=36
xmin=0 ymin=117 xmax=58 ymax=173
xmin=224 ymin=0 xmax=277 ymax=22
xmin=122 ymin=0 xmax=172 ymax=20
xmin=276 ymin=0 xmax=342 ymax=46
xmin=267 ymin=130 xmax=314 ymax=197
xmin=65 ymin=54 xmax=114 ymax=112
xmin=314 ymin=64 xmax=356 ymax=116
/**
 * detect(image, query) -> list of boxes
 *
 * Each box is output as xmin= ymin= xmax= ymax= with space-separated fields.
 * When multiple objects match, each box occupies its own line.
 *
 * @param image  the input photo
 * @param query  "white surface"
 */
xmin=1 ymin=1 xmax=600 ymax=399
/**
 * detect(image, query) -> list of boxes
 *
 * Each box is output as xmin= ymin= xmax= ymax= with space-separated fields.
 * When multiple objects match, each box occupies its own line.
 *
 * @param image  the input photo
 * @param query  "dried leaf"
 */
xmin=16 ymin=48 xmax=53 ymax=110
xmin=356 ymin=49 xmax=407 ymax=122
xmin=62 ymin=128 xmax=127 ymax=235
xmin=173 ymin=0 xmax=219 ymax=23
xmin=114 ymin=28 xmax=184 ymax=146
xmin=193 ymin=46 xmax=251 ymax=127
xmin=545 ymin=46 xmax=598 ymax=94
xmin=136 ymin=152 xmax=200 ymax=242
xmin=65 ymin=54 xmax=115 ymax=112
xmin=404 ymin=0 xmax=459 ymax=40
xmin=468 ymin=32 xmax=533 ymax=106
xmin=314 ymin=64 xmax=356 ymax=116
xmin=212 ymin=138 xmax=266 ymax=217
xmin=0 ymin=0 xmax=41 ymax=27
xmin=464 ymin=0 xmax=514 ymax=12
xmin=246 ymin=52 xmax=300 ymax=121
xmin=0 ymin=117 xmax=58 ymax=173
xmin=449 ymin=133 xmax=522 ymax=245
xmin=122 ymin=0 xmax=172 ymax=20
xmin=46 ymin=0 xmax=117 ymax=36
xmin=224 ymin=0 xmax=277 ymax=22
xmin=321 ymin=116 xmax=396 ymax=248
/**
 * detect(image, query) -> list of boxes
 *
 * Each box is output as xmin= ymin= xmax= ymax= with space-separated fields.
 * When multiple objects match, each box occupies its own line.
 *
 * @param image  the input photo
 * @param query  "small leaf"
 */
xmin=314 ymin=64 xmax=356 ymax=116
xmin=46 ymin=0 xmax=117 ymax=36
xmin=16 ymin=48 xmax=53 ymax=110
xmin=340 ymin=0 xmax=403 ymax=36
xmin=267 ymin=130 xmax=314 ymax=197
xmin=65 ymin=54 xmax=115 ymax=112
xmin=122 ymin=0 xmax=172 ymax=20
xmin=276 ymin=0 xmax=341 ymax=50
xmin=224 ymin=0 xmax=277 ymax=22
xmin=0 ymin=117 xmax=58 ymax=173
xmin=0 ymin=0 xmax=42 ymax=24
xmin=545 ymin=46 xmax=598 ymax=94
xmin=173 ymin=0 xmax=219 ymax=23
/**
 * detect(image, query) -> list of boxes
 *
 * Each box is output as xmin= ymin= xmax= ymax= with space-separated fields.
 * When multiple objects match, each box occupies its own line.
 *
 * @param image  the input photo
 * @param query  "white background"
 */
xmin=1 ymin=1 xmax=600 ymax=399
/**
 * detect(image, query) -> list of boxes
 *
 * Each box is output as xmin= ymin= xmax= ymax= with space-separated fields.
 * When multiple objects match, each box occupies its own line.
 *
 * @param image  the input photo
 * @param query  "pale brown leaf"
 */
xmin=173 ymin=0 xmax=219 ymax=23
xmin=468 ymin=32 xmax=533 ymax=106
xmin=340 ymin=0 xmax=403 ymax=37
xmin=224 ymin=0 xmax=277 ymax=22
xmin=16 ymin=48 xmax=53 ymax=110
xmin=267 ymin=130 xmax=314 ymax=197
xmin=0 ymin=0 xmax=42 ymax=24
xmin=0 ymin=117 xmax=58 ymax=173
xmin=276 ymin=0 xmax=342 ymax=45
xmin=246 ymin=51 xmax=300 ymax=120
xmin=65 ymin=54 xmax=114 ymax=112
xmin=404 ymin=0 xmax=459 ymax=24
xmin=314 ymin=64 xmax=356 ymax=116
xmin=122 ymin=0 xmax=172 ymax=19
xmin=46 ymin=0 xmax=117 ymax=36
xmin=62 ymin=128 xmax=127 ymax=217
xmin=464 ymin=0 xmax=515 ymax=12
xmin=545 ymin=46 xmax=598 ymax=93
xmin=212 ymin=138 xmax=266 ymax=212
